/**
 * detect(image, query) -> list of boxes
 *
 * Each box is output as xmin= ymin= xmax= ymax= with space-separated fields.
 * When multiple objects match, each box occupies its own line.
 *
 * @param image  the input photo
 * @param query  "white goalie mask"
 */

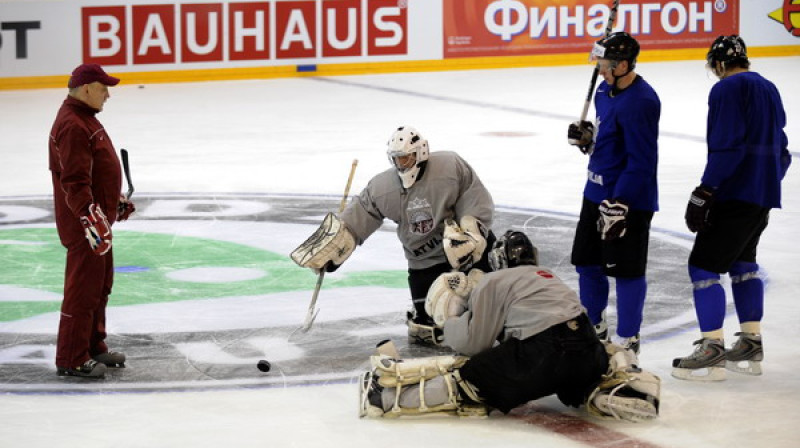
xmin=387 ymin=126 xmax=429 ymax=188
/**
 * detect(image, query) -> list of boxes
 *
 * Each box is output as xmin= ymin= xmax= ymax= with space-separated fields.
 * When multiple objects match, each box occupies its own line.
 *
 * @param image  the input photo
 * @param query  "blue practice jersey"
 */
xmin=584 ymin=76 xmax=660 ymax=211
xmin=702 ymin=71 xmax=791 ymax=208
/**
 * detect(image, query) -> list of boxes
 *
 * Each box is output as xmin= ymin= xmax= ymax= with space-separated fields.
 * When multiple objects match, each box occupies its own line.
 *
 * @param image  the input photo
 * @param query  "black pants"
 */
xmin=690 ymin=200 xmax=770 ymax=273
xmin=571 ymin=197 xmax=653 ymax=277
xmin=458 ymin=313 xmax=609 ymax=413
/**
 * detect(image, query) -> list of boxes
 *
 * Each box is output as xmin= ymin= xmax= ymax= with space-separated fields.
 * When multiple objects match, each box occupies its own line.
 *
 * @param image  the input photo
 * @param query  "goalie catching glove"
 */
xmin=80 ymin=204 xmax=112 ymax=256
xmin=443 ymin=216 xmax=488 ymax=271
xmin=425 ymin=269 xmax=484 ymax=327
xmin=586 ymin=342 xmax=661 ymax=423
xmin=290 ymin=212 xmax=356 ymax=273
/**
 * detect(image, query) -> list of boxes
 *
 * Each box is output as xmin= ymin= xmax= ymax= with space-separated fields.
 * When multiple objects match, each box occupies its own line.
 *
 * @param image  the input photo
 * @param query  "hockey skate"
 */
xmin=671 ymin=338 xmax=726 ymax=381
xmin=57 ymin=359 xmax=107 ymax=378
xmin=726 ymin=332 xmax=763 ymax=376
xmin=93 ymin=351 xmax=126 ymax=368
xmin=618 ymin=334 xmax=640 ymax=355
xmin=594 ymin=320 xmax=609 ymax=341
xmin=406 ymin=310 xmax=443 ymax=346
xmin=593 ymin=310 xmax=608 ymax=341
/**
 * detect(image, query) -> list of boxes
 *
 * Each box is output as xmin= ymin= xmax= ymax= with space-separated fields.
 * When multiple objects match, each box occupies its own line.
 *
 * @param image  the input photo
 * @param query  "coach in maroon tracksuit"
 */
xmin=48 ymin=64 xmax=134 ymax=378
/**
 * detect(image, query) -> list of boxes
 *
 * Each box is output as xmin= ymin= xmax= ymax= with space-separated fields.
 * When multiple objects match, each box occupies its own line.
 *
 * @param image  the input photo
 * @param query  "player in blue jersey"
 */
xmin=672 ymin=35 xmax=791 ymax=381
xmin=567 ymin=32 xmax=661 ymax=354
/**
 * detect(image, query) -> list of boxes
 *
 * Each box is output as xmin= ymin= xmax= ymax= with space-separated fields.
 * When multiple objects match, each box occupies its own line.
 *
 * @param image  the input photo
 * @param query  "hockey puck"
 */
xmin=256 ymin=360 xmax=271 ymax=372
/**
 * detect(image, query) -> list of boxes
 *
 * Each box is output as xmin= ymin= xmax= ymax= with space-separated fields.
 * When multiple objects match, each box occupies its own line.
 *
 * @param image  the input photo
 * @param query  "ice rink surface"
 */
xmin=1 ymin=56 xmax=799 ymax=447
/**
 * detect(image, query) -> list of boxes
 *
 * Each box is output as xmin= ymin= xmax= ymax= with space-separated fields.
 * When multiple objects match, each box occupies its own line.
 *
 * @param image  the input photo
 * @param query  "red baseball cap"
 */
xmin=67 ymin=64 xmax=120 ymax=89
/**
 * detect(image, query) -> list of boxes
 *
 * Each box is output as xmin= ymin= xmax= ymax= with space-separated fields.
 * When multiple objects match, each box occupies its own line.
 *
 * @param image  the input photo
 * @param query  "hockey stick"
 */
xmin=579 ymin=0 xmax=621 ymax=121
xmin=121 ymin=148 xmax=134 ymax=199
xmin=296 ymin=159 xmax=359 ymax=334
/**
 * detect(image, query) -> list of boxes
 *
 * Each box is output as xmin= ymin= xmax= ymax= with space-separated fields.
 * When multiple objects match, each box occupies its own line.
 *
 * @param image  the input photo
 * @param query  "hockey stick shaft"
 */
xmin=579 ymin=0 xmax=621 ymax=121
xmin=121 ymin=148 xmax=135 ymax=199
xmin=299 ymin=159 xmax=359 ymax=332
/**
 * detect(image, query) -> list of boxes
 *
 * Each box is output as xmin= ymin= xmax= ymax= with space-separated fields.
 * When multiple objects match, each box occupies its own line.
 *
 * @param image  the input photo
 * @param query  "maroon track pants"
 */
xmin=55 ymin=241 xmax=114 ymax=368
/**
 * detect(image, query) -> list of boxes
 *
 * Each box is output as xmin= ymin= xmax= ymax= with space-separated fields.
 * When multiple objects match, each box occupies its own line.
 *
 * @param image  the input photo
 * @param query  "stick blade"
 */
xmin=120 ymin=148 xmax=134 ymax=199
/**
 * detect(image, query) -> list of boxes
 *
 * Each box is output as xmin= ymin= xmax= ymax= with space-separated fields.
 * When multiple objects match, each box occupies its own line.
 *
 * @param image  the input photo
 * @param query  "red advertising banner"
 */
xmin=81 ymin=0 xmax=408 ymax=66
xmin=444 ymin=0 xmax=739 ymax=58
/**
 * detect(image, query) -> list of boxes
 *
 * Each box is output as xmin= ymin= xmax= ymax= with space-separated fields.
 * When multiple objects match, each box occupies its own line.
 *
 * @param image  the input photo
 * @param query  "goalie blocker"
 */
xmin=291 ymin=213 xmax=356 ymax=272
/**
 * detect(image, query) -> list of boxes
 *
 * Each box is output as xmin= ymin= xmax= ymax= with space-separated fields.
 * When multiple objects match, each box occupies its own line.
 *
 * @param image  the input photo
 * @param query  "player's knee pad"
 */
xmin=729 ymin=261 xmax=760 ymax=283
xmin=688 ymin=265 xmax=721 ymax=291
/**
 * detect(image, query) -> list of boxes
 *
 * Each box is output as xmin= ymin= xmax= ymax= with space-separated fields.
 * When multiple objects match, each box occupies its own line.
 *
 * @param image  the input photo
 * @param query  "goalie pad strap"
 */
xmin=370 ymin=355 xmax=469 ymax=388
xmin=290 ymin=212 xmax=356 ymax=270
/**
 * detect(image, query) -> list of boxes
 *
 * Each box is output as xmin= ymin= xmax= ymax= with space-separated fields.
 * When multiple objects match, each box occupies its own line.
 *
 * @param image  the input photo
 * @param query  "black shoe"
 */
xmin=93 ymin=351 xmax=126 ymax=367
xmin=57 ymin=359 xmax=107 ymax=378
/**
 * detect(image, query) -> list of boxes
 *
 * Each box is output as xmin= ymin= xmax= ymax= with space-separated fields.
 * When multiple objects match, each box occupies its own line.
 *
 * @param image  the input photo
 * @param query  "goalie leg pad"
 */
xmin=586 ymin=349 xmax=661 ymax=422
xmin=360 ymin=355 xmax=487 ymax=418
xmin=290 ymin=212 xmax=356 ymax=271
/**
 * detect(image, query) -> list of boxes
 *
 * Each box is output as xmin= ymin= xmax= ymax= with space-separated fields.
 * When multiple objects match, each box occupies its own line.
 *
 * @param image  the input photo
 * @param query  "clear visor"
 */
xmin=389 ymin=152 xmax=416 ymax=173
xmin=589 ymin=42 xmax=606 ymax=62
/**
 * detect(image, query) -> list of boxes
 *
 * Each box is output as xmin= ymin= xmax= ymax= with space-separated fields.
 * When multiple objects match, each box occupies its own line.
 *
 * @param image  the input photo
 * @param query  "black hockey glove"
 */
xmin=568 ymin=120 xmax=595 ymax=154
xmin=685 ymin=185 xmax=714 ymax=233
xmin=597 ymin=199 xmax=628 ymax=241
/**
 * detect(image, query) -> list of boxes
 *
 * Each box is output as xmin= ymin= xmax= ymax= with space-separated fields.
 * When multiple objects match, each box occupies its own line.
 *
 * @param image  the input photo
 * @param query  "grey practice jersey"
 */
xmin=340 ymin=151 xmax=494 ymax=270
xmin=443 ymin=266 xmax=585 ymax=356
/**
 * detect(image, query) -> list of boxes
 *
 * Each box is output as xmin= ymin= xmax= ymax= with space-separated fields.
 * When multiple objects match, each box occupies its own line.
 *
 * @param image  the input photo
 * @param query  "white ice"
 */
xmin=1 ymin=57 xmax=799 ymax=447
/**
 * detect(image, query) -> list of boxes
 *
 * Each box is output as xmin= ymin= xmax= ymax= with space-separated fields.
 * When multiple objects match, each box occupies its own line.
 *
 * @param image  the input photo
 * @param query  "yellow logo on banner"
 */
xmin=769 ymin=0 xmax=800 ymax=36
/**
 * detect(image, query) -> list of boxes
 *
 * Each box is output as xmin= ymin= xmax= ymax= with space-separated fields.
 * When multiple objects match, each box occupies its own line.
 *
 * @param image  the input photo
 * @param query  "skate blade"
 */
xmin=726 ymin=360 xmax=762 ymax=376
xmin=671 ymin=366 xmax=726 ymax=382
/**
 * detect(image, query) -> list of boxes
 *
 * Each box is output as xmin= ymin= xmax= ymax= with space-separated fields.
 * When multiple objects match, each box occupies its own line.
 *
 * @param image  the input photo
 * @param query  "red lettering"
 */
xmin=367 ymin=0 xmax=407 ymax=56
xmin=322 ymin=0 xmax=361 ymax=57
xmin=229 ymin=2 xmax=270 ymax=61
xmin=132 ymin=4 xmax=175 ymax=64
xmin=82 ymin=6 xmax=126 ymax=65
xmin=182 ymin=3 xmax=223 ymax=62
xmin=275 ymin=1 xmax=316 ymax=59
xmin=80 ymin=1 xmax=410 ymax=65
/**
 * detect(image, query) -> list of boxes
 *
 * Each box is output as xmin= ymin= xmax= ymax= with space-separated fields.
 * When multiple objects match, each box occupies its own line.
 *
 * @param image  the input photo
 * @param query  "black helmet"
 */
xmin=593 ymin=32 xmax=640 ymax=67
xmin=706 ymin=35 xmax=748 ymax=66
xmin=488 ymin=230 xmax=538 ymax=271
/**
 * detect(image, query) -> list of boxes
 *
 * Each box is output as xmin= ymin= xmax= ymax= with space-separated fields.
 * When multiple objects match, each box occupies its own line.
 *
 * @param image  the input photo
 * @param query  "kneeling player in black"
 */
xmin=359 ymin=231 xmax=661 ymax=422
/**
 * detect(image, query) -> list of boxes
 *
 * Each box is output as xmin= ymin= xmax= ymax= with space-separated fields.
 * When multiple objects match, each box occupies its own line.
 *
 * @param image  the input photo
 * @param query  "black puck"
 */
xmin=256 ymin=360 xmax=271 ymax=372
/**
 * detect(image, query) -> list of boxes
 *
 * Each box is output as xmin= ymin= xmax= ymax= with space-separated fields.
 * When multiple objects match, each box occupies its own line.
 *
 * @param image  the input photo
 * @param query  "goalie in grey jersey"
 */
xmin=292 ymin=126 xmax=495 ymax=345
xmin=359 ymin=231 xmax=661 ymax=422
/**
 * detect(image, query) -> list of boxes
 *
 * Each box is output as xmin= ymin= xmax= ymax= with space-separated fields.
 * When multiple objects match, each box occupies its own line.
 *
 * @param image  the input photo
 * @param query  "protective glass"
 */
xmin=595 ymin=59 xmax=618 ymax=72
xmin=389 ymin=152 xmax=416 ymax=173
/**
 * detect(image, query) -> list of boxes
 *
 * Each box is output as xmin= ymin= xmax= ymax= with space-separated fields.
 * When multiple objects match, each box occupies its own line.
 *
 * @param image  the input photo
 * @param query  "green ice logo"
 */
xmin=0 ymin=227 xmax=406 ymax=323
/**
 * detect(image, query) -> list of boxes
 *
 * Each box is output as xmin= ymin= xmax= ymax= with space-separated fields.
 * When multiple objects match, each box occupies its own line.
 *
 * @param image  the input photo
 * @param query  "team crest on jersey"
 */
xmin=407 ymin=197 xmax=434 ymax=234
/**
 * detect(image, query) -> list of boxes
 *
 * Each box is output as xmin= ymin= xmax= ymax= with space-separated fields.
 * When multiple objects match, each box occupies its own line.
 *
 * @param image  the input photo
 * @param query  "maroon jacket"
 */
xmin=49 ymin=96 xmax=121 ymax=247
